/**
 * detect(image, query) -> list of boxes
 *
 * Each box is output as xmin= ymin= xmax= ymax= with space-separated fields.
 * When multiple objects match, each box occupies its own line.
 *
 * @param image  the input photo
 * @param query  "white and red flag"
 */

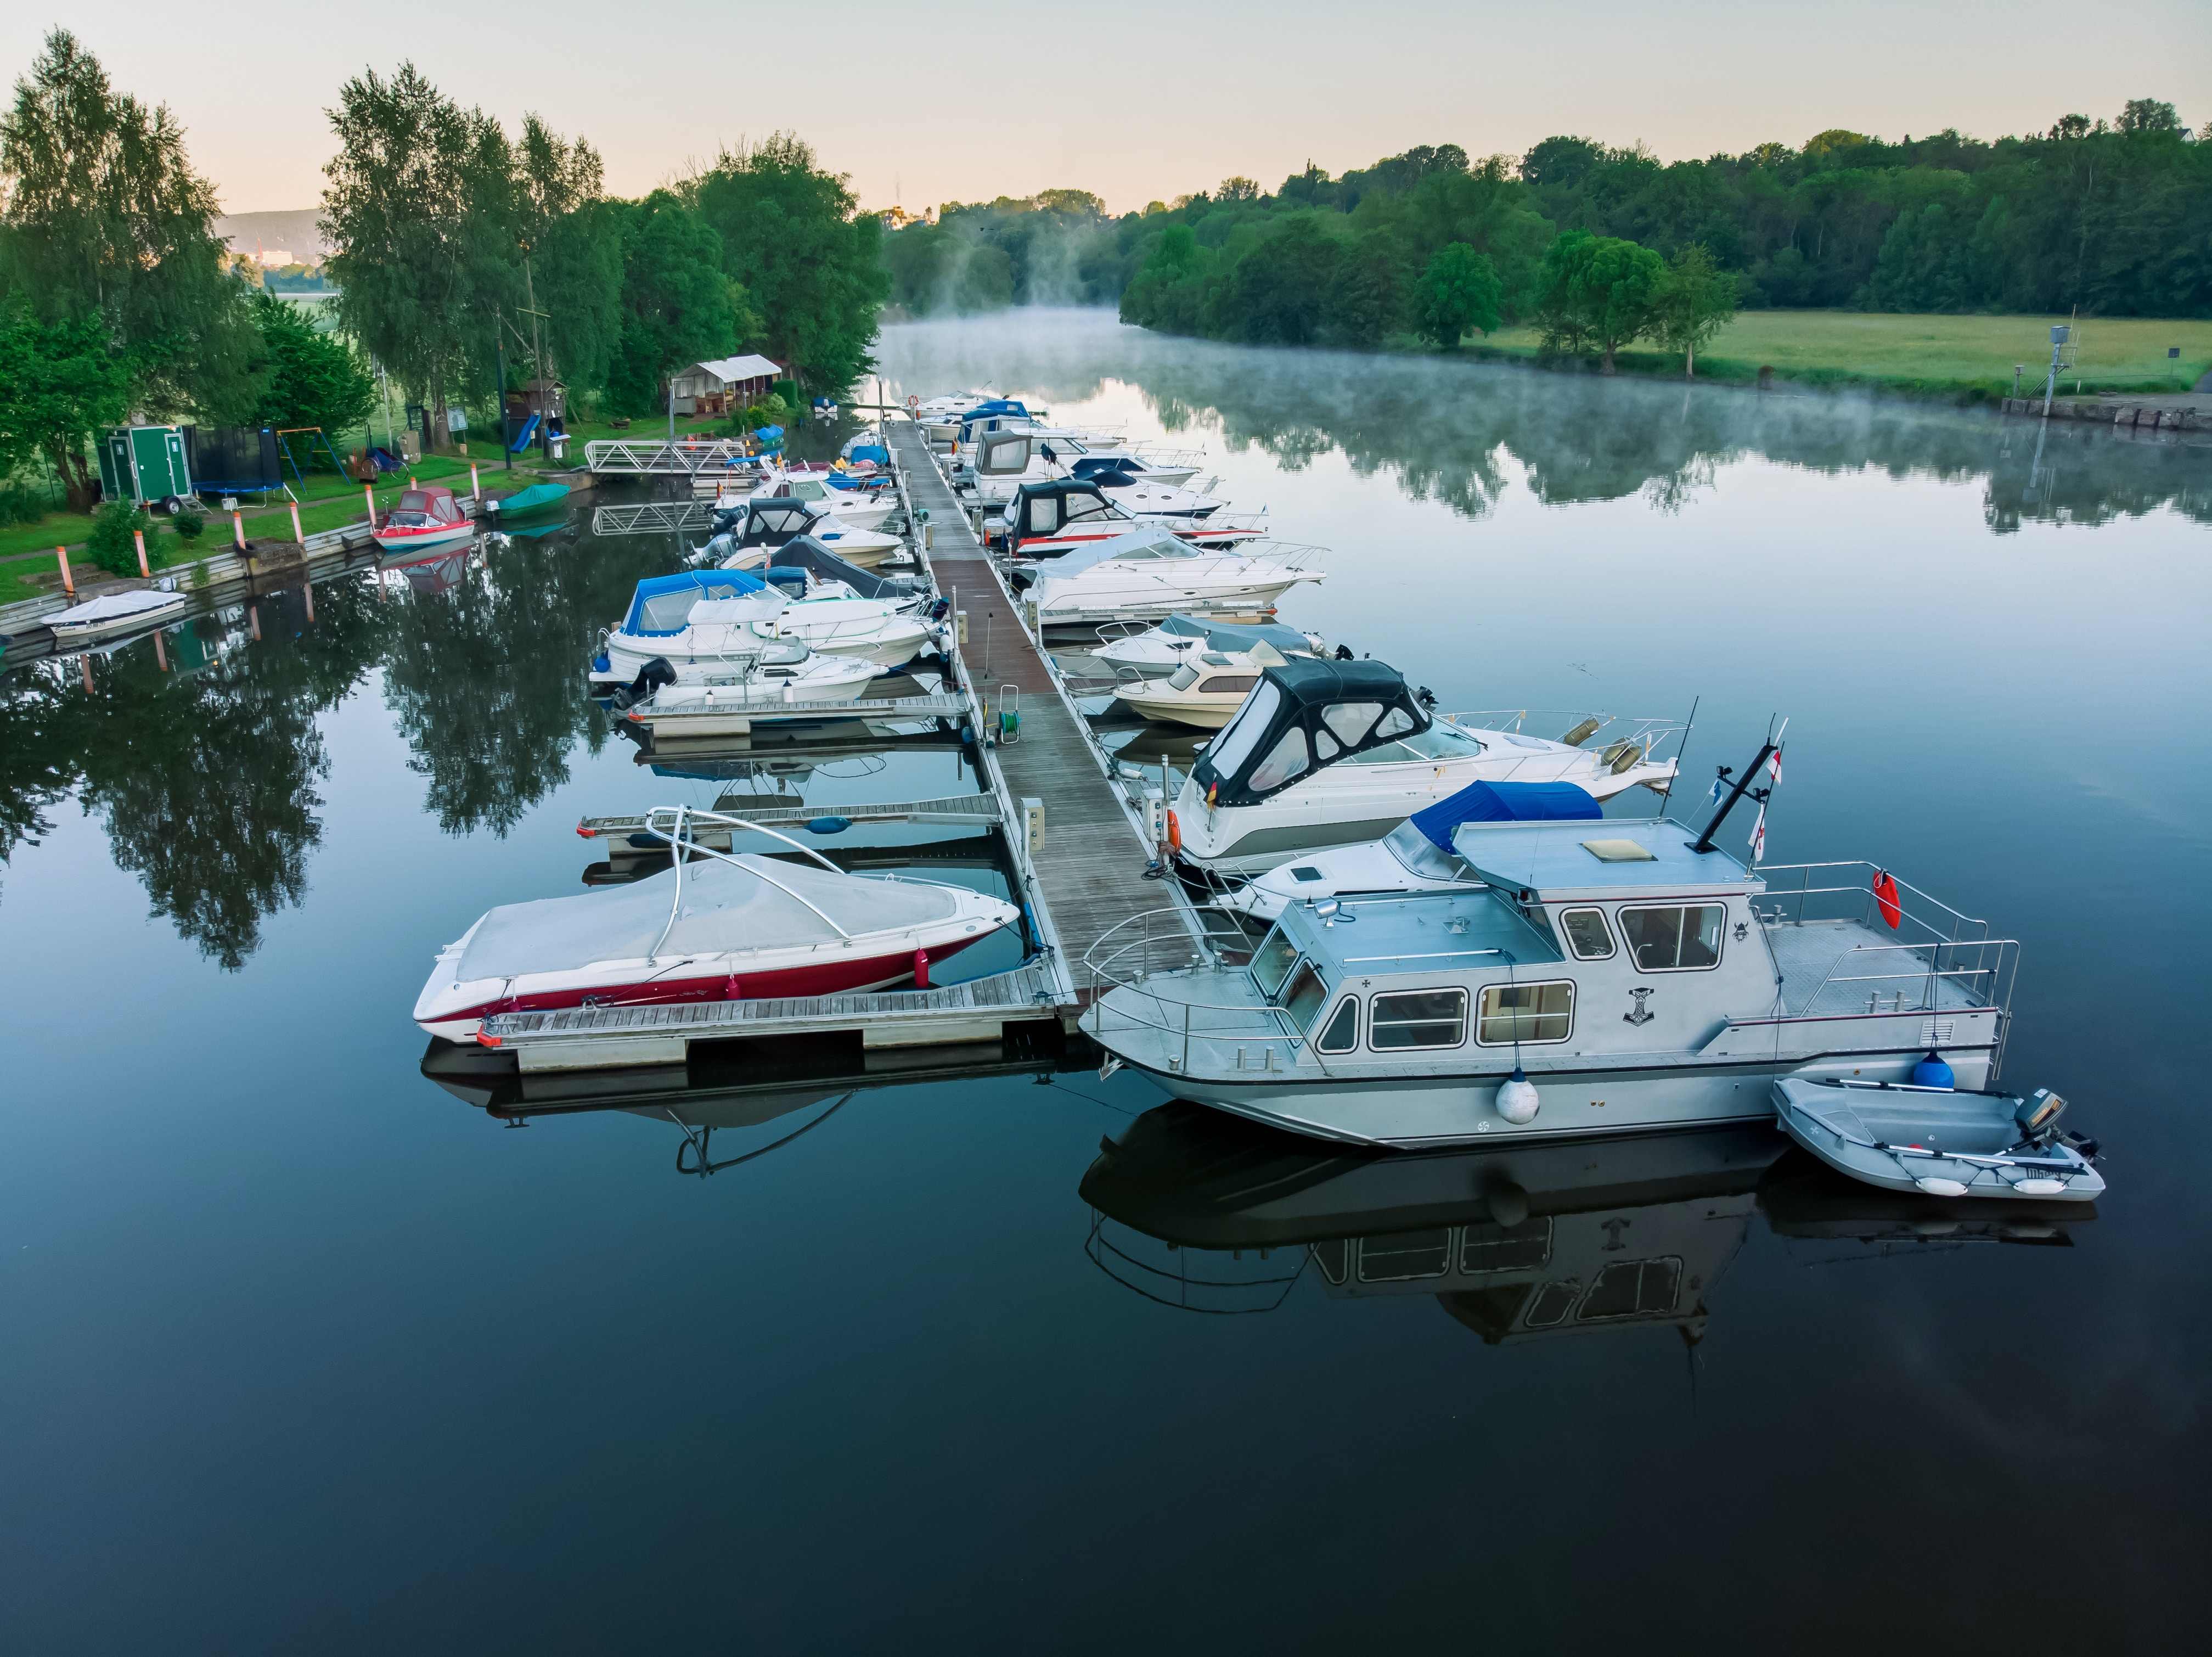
xmin=1748 ymin=802 xmax=1768 ymax=864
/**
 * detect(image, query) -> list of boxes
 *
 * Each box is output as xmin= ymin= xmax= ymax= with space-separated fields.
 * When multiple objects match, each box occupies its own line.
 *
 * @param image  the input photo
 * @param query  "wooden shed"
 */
xmin=669 ymin=355 xmax=783 ymax=415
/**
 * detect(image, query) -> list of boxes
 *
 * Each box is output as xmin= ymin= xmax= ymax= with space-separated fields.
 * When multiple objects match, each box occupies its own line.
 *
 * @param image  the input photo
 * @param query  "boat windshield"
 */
xmin=1251 ymin=928 xmax=1299 ymax=999
xmin=1282 ymin=960 xmax=1331 ymax=1028
xmin=1384 ymin=818 xmax=1468 ymax=879
xmin=1165 ymin=663 xmax=1202 ymax=690
xmin=1346 ymin=723 xmax=1487 ymax=765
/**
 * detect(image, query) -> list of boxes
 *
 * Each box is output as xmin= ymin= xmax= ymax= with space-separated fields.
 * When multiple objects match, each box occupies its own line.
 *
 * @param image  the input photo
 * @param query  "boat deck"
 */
xmin=1764 ymin=918 xmax=1993 ymax=1018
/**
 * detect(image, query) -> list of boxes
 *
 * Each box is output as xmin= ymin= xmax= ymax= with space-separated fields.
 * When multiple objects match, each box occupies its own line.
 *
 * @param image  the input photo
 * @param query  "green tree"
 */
xmin=1534 ymin=230 xmax=1666 ymax=372
xmin=1413 ymin=243 xmax=1502 ymax=347
xmin=0 ymin=300 xmax=130 ymax=509
xmin=246 ymin=291 xmax=374 ymax=432
xmin=322 ymin=63 xmax=512 ymax=448
xmin=608 ymin=191 xmax=752 ymax=416
xmin=1649 ymin=243 xmax=1738 ymax=376
xmin=695 ymin=133 xmax=887 ymax=397
xmin=0 ymin=29 xmax=261 ymax=498
xmin=513 ymin=115 xmax=621 ymax=396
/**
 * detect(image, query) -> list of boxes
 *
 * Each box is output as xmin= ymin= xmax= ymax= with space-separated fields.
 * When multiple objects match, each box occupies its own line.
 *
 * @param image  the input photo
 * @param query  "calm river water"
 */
xmin=4 ymin=310 xmax=2208 ymax=1652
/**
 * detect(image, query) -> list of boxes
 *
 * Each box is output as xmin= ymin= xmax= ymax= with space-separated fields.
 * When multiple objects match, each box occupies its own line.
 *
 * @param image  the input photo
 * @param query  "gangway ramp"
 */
xmin=586 ymin=437 xmax=757 ymax=476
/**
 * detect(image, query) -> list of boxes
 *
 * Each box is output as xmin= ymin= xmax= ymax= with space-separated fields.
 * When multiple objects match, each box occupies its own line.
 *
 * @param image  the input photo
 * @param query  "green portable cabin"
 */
xmin=97 ymin=425 xmax=194 ymax=512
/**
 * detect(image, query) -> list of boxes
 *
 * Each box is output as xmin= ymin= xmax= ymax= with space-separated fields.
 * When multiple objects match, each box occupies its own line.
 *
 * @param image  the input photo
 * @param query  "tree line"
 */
xmin=880 ymin=102 xmax=2210 ymax=364
xmin=0 ymin=31 xmax=885 ymax=517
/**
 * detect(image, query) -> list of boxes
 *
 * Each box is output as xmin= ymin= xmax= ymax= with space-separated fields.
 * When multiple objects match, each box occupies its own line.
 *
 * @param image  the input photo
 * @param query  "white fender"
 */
xmin=1495 ymin=1070 xmax=1539 ymax=1125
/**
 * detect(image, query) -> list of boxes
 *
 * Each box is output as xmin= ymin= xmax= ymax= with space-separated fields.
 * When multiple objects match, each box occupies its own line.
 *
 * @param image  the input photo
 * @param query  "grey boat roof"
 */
xmin=1450 ymin=817 xmax=1761 ymax=900
xmin=1286 ymin=886 xmax=1562 ymax=975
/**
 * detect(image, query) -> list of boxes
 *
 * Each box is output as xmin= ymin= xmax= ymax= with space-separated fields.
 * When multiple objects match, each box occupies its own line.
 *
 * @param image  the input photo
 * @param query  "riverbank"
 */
xmin=1460 ymin=310 xmax=2212 ymax=403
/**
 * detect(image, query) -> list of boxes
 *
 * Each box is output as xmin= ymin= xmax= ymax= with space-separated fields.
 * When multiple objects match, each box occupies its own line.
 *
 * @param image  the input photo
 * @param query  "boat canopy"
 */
xmin=1004 ymin=479 xmax=1130 ymax=543
xmin=687 ymin=591 xmax=791 ymax=627
xmin=723 ymin=497 xmax=820 ymax=548
xmin=455 ymin=855 xmax=964 ymax=981
xmin=1155 ymin=614 xmax=1313 ymax=658
xmin=397 ymin=486 xmax=460 ymax=520
xmin=1192 ymin=659 xmax=1431 ymax=808
xmin=1450 ymin=817 xmax=1758 ymax=900
xmin=766 ymin=535 xmax=927 ymax=602
xmin=621 ymin=568 xmax=767 ymax=636
xmin=1408 ymin=780 xmax=1601 ymax=853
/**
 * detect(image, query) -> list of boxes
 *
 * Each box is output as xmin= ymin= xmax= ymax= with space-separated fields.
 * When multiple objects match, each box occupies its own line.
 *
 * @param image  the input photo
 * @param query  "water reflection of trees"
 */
xmin=0 ymin=518 xmax=683 ymax=967
xmin=877 ymin=310 xmax=2212 ymax=533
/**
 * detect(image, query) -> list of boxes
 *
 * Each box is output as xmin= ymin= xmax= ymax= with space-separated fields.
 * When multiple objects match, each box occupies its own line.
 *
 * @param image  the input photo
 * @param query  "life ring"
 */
xmin=1872 ymin=870 xmax=1902 ymax=930
xmin=1166 ymin=809 xmax=1182 ymax=852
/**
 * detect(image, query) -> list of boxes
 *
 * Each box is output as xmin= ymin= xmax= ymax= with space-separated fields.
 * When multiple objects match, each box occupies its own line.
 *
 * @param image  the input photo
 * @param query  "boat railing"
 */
xmin=1084 ymin=908 xmax=1325 ymax=1073
xmin=1444 ymin=709 xmax=1689 ymax=766
xmin=1753 ymin=861 xmax=1990 ymax=948
xmin=1785 ymin=937 xmax=2022 ymax=1020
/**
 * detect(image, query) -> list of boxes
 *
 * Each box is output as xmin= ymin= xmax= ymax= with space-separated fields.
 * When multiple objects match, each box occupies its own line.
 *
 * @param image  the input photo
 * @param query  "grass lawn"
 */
xmin=1469 ymin=311 xmax=2212 ymax=398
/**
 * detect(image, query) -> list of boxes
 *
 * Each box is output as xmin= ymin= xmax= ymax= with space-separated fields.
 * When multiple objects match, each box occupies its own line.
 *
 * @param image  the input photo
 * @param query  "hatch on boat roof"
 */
xmin=1451 ymin=818 xmax=1760 ymax=899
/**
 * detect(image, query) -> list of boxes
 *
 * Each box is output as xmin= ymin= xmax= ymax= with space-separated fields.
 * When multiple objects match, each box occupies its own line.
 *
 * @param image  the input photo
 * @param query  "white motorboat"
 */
xmin=414 ymin=806 xmax=1021 ymax=1040
xmin=1216 ymin=778 xmax=1605 ymax=923
xmin=45 ymin=587 xmax=188 ymax=647
xmin=593 ymin=566 xmax=934 ymax=686
xmin=990 ymin=479 xmax=1267 ymax=557
xmin=1089 ymin=614 xmax=1328 ymax=678
xmin=705 ymin=495 xmax=904 ymax=571
xmin=1167 ymin=662 xmax=1681 ymax=876
xmin=757 ymin=467 xmax=899 ymax=533
xmin=618 ymin=649 xmax=882 ymax=735
xmin=1022 ymin=528 xmax=1324 ymax=627
xmin=1112 ymin=649 xmax=1285 ymax=730
xmin=959 ymin=430 xmax=1206 ymax=499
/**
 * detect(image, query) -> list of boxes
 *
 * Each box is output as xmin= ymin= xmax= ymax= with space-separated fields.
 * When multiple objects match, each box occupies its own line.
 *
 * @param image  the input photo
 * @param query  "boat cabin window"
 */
xmin=1316 ymin=997 xmax=1360 ymax=1053
xmin=1557 ymin=907 xmax=1616 ymax=961
xmin=1320 ymin=700 xmax=1386 ymax=747
xmin=1477 ymin=981 xmax=1575 ymax=1045
xmin=1282 ymin=962 xmax=1330 ymax=1030
xmin=1577 ymin=1258 xmax=1682 ymax=1320
xmin=1383 ymin=819 xmax=1466 ymax=880
xmin=1246 ymin=728 xmax=1312 ymax=793
xmin=1370 ymin=988 xmax=1468 ymax=1051
xmin=1357 ymin=1229 xmax=1451 ymax=1282
xmin=1201 ymin=675 xmax=1259 ymax=696
xmin=1165 ymin=663 xmax=1202 ymax=690
xmin=398 ymin=490 xmax=430 ymax=513
xmin=1619 ymin=903 xmax=1726 ymax=971
xmin=1460 ymin=1217 xmax=1554 ymax=1274
xmin=1028 ymin=498 xmax=1060 ymax=532
xmin=1251 ymin=929 xmax=1300 ymax=998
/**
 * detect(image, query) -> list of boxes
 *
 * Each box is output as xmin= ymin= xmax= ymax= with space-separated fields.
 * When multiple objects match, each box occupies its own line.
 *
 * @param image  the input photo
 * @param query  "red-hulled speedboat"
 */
xmin=413 ymin=808 xmax=1021 ymax=1041
xmin=372 ymin=484 xmax=474 ymax=553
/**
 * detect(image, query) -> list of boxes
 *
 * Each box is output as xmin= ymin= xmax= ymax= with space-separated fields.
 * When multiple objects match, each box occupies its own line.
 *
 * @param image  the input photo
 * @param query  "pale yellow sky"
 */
xmin=6 ymin=0 xmax=2206 ymax=217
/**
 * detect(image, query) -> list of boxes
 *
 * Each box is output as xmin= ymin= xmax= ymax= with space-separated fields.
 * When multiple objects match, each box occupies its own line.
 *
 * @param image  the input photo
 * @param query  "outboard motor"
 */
xmin=2015 ymin=1088 xmax=2066 ymax=1146
xmin=609 ymin=656 xmax=677 ymax=711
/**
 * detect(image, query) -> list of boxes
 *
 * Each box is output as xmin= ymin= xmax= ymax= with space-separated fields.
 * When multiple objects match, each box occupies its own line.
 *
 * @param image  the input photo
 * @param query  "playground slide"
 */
xmin=509 ymin=414 xmax=540 ymax=454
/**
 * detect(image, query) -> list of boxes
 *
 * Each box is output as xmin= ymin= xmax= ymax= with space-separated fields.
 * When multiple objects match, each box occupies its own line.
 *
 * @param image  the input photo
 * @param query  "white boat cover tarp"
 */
xmin=457 ymin=856 xmax=963 ymax=981
xmin=688 ymin=593 xmax=791 ymax=626
xmin=51 ymin=590 xmax=181 ymax=625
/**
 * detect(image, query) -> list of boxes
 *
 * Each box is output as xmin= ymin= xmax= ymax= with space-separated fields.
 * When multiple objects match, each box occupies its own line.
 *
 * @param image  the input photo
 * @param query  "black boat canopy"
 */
xmin=1191 ymin=659 xmax=1430 ymax=808
xmin=999 ymin=478 xmax=1128 ymax=547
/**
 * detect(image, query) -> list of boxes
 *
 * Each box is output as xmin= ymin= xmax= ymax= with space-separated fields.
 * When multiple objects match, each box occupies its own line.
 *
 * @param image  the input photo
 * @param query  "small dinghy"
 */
xmin=46 ymin=588 xmax=188 ymax=646
xmin=1772 ymin=1076 xmax=2103 ymax=1201
xmin=415 ymin=806 xmax=1021 ymax=1040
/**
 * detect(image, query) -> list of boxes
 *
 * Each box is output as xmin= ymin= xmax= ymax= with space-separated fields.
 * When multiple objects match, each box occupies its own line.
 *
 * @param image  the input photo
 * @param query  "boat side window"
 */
xmin=1619 ymin=904 xmax=1727 ymax=971
xmin=1029 ymin=498 xmax=1060 ymax=532
xmin=1370 ymin=988 xmax=1468 ymax=1051
xmin=1247 ymin=728 xmax=1312 ymax=793
xmin=1316 ymin=996 xmax=1360 ymax=1053
xmin=1577 ymin=1258 xmax=1683 ymax=1320
xmin=1282 ymin=962 xmax=1330 ymax=1029
xmin=1251 ymin=930 xmax=1300 ymax=998
xmin=1205 ymin=682 xmax=1282 ymax=778
xmin=1320 ymin=701 xmax=1385 ymax=747
xmin=1357 ymin=1229 xmax=1451 ymax=1283
xmin=1063 ymin=493 xmax=1111 ymax=523
xmin=1476 ymin=981 xmax=1575 ymax=1044
xmin=1202 ymin=675 xmax=1259 ymax=696
xmin=1558 ymin=907 xmax=1616 ymax=961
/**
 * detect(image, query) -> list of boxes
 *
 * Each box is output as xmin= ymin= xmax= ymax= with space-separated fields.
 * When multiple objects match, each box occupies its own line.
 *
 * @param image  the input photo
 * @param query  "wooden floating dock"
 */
xmin=471 ymin=418 xmax=1201 ymax=1073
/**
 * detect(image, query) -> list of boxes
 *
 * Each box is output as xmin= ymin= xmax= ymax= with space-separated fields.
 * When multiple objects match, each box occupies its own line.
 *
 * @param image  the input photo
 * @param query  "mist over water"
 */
xmin=1 ymin=308 xmax=2207 ymax=1652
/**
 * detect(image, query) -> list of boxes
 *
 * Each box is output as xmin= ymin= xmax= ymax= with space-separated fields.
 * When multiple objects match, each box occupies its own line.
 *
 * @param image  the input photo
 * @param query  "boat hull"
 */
xmin=372 ymin=521 xmax=474 ymax=553
xmin=418 ymin=925 xmax=1000 ymax=1042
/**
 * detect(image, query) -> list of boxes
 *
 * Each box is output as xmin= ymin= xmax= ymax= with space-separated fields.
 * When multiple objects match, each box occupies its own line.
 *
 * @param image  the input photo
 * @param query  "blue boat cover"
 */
xmin=753 ymin=424 xmax=785 ymax=445
xmin=1409 ymin=779 xmax=1600 ymax=852
xmin=965 ymin=400 xmax=1031 ymax=421
xmin=621 ymin=568 xmax=767 ymax=636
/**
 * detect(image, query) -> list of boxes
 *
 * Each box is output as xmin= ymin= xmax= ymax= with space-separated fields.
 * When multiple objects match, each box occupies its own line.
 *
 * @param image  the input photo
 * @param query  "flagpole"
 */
xmin=1670 ymin=695 xmax=1701 ymax=823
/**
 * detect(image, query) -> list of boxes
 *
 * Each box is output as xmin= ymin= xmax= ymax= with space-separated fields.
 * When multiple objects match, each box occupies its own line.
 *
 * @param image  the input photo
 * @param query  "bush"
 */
xmin=0 ymin=481 xmax=47 ymax=526
xmin=172 ymin=503 xmax=206 ymax=543
xmin=87 ymin=500 xmax=151 ymax=576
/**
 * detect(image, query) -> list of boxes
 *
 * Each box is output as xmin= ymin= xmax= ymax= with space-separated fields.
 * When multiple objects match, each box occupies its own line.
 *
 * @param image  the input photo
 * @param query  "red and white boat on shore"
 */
xmin=413 ymin=807 xmax=1022 ymax=1041
xmin=372 ymin=484 xmax=475 ymax=554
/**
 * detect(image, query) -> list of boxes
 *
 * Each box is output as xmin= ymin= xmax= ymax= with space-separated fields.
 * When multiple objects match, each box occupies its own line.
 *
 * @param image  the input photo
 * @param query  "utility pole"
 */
xmin=495 ymin=315 xmax=514 ymax=473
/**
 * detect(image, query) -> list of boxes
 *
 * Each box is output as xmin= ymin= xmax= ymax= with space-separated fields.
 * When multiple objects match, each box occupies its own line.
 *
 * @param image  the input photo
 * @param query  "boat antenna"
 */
xmin=1669 ymin=694 xmax=1701 ymax=822
xmin=1691 ymin=722 xmax=1780 ymax=854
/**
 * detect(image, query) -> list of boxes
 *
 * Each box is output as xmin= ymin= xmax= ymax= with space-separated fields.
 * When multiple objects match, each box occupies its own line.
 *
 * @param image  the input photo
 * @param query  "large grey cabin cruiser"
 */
xmin=1087 ymin=768 xmax=2025 ymax=1151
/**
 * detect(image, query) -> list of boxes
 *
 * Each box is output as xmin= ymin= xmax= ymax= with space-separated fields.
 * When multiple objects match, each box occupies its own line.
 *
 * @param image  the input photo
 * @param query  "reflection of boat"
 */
xmin=414 ymin=806 xmax=1020 ymax=1040
xmin=46 ymin=588 xmax=189 ymax=647
xmin=1168 ymin=662 xmax=1680 ymax=875
xmin=1774 ymin=1076 xmax=2103 ymax=1201
xmin=1088 ymin=737 xmax=2024 ymax=1152
xmin=1082 ymin=1103 xmax=1784 ymax=1338
xmin=380 ymin=546 xmax=470 ymax=596
xmin=1757 ymin=1152 xmax=2093 ymax=1243
xmin=371 ymin=484 xmax=474 ymax=553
